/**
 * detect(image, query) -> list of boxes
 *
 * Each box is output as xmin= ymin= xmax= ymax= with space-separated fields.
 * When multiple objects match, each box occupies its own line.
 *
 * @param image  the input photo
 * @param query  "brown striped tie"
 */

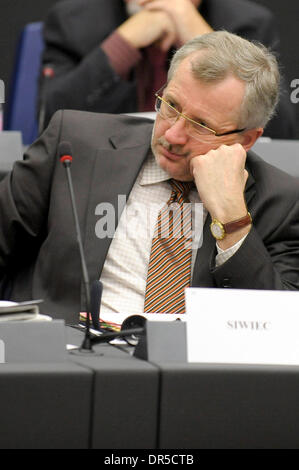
xmin=144 ymin=179 xmax=193 ymax=314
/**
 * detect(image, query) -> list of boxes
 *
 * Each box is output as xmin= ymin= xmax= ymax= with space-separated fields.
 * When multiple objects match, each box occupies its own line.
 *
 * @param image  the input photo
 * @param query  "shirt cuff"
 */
xmin=101 ymin=31 xmax=142 ymax=79
xmin=215 ymin=234 xmax=248 ymax=267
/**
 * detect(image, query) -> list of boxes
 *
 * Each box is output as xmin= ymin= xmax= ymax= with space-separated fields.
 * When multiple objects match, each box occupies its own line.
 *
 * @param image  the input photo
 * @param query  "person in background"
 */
xmin=38 ymin=0 xmax=296 ymax=139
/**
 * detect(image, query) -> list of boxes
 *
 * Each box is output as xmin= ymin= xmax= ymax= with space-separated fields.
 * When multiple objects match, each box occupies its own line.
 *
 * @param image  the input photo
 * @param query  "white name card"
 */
xmin=186 ymin=288 xmax=299 ymax=366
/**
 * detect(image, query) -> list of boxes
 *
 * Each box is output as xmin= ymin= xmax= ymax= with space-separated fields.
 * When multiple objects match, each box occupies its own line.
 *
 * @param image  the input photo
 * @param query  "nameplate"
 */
xmin=186 ymin=288 xmax=299 ymax=366
xmin=134 ymin=321 xmax=186 ymax=362
xmin=0 ymin=320 xmax=66 ymax=363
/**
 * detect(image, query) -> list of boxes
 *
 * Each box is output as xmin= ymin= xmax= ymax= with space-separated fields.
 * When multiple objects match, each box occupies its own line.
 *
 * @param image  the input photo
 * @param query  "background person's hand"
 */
xmin=139 ymin=0 xmax=212 ymax=44
xmin=117 ymin=8 xmax=176 ymax=51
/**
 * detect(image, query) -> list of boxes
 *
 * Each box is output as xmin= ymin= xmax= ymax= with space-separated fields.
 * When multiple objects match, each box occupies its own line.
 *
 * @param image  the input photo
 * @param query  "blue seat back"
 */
xmin=5 ymin=22 xmax=44 ymax=145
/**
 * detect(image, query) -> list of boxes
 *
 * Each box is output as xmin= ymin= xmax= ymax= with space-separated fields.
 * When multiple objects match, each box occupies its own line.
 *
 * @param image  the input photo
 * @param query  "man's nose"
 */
xmin=164 ymin=116 xmax=189 ymax=146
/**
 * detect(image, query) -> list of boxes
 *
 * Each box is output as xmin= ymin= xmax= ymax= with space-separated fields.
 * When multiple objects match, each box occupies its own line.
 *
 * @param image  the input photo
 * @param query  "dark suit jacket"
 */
xmin=0 ymin=111 xmax=299 ymax=324
xmin=40 ymin=0 xmax=296 ymax=138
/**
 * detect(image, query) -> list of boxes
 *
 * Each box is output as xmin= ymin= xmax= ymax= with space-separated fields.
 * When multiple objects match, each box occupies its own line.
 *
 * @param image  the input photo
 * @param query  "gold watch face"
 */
xmin=210 ymin=220 xmax=225 ymax=240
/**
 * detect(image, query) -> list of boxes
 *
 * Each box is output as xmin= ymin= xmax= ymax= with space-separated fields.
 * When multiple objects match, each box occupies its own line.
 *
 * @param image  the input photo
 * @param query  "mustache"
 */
xmin=157 ymin=137 xmax=190 ymax=157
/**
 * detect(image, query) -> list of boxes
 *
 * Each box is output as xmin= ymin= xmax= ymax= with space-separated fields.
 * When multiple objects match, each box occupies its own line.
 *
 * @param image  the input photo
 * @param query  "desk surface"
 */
xmin=0 ymin=131 xmax=22 ymax=179
xmin=157 ymin=362 xmax=299 ymax=449
xmin=2 ymin=325 xmax=299 ymax=449
xmin=0 ymin=360 xmax=92 ymax=449
xmin=67 ymin=328 xmax=159 ymax=449
xmin=252 ymin=139 xmax=299 ymax=176
xmin=0 ymin=326 xmax=159 ymax=449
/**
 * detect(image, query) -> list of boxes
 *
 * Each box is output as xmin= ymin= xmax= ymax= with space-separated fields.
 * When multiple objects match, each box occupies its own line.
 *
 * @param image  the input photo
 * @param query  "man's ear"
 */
xmin=240 ymin=128 xmax=264 ymax=151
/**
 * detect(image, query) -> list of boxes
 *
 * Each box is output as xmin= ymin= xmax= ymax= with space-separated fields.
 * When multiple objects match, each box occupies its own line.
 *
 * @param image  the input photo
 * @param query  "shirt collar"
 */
xmin=138 ymin=150 xmax=202 ymax=203
xmin=139 ymin=150 xmax=170 ymax=186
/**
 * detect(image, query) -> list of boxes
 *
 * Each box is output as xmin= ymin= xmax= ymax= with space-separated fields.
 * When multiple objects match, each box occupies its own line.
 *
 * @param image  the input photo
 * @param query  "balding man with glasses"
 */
xmin=0 ymin=31 xmax=298 ymax=323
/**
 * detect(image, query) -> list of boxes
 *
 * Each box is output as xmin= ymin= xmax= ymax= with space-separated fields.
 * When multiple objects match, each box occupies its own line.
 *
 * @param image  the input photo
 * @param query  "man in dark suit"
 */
xmin=1 ymin=31 xmax=299 ymax=324
xmin=39 ymin=0 xmax=296 ymax=139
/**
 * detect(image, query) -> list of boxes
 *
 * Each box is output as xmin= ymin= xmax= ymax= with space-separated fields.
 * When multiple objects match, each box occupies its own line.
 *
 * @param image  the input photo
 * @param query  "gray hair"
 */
xmin=168 ymin=31 xmax=280 ymax=129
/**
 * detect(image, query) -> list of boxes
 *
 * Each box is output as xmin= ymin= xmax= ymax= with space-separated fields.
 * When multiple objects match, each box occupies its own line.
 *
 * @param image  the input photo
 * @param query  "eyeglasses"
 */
xmin=154 ymin=87 xmax=246 ymax=141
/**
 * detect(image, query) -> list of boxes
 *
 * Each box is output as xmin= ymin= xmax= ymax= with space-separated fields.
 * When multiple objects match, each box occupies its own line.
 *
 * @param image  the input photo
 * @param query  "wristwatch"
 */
xmin=210 ymin=212 xmax=252 ymax=240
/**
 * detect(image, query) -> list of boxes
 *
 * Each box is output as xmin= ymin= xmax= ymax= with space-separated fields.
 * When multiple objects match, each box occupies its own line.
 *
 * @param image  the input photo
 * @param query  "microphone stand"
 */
xmin=61 ymin=158 xmax=92 ymax=351
xmin=60 ymin=143 xmax=146 ymax=353
xmin=90 ymin=327 xmax=145 ymax=346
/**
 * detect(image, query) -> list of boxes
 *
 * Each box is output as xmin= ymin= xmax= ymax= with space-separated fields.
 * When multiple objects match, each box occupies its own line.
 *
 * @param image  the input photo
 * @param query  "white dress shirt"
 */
xmin=99 ymin=151 xmax=245 ymax=315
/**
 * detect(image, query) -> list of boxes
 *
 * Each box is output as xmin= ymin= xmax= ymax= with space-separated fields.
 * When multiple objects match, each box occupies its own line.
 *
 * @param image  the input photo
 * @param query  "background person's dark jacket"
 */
xmin=39 ymin=0 xmax=296 ymax=139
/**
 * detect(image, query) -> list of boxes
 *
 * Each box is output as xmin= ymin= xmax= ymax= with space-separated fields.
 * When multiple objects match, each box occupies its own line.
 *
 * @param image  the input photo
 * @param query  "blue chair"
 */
xmin=4 ymin=22 xmax=44 ymax=146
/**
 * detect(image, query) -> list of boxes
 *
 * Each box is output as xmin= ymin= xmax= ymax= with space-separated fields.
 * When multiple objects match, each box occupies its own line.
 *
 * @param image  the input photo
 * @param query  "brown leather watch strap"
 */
xmin=222 ymin=212 xmax=252 ymax=234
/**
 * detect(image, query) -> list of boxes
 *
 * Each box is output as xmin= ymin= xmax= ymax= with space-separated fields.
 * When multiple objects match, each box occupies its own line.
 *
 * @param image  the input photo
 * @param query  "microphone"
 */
xmin=90 ymin=279 xmax=103 ymax=331
xmin=90 ymin=280 xmax=122 ymax=333
xmin=59 ymin=141 xmax=92 ymax=351
xmin=90 ymin=327 xmax=145 ymax=346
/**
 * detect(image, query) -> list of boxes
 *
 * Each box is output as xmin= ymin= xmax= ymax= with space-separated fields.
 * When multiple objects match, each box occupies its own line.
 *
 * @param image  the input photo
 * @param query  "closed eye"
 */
xmin=165 ymin=99 xmax=178 ymax=111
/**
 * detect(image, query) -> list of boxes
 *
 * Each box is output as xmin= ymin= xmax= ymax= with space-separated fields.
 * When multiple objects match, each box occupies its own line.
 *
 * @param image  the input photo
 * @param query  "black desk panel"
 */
xmin=3 ymin=324 xmax=299 ymax=449
xmin=0 ymin=362 xmax=92 ymax=449
xmin=157 ymin=363 xmax=299 ymax=449
xmin=0 ymin=326 xmax=160 ymax=449
xmin=69 ymin=341 xmax=159 ymax=449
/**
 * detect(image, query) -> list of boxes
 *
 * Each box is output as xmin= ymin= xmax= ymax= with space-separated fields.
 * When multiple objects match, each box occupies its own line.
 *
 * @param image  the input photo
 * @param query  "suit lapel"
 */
xmin=83 ymin=123 xmax=153 ymax=284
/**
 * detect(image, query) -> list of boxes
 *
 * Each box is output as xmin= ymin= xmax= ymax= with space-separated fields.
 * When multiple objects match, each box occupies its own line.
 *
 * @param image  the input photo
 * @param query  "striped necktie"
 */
xmin=144 ymin=179 xmax=193 ymax=314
